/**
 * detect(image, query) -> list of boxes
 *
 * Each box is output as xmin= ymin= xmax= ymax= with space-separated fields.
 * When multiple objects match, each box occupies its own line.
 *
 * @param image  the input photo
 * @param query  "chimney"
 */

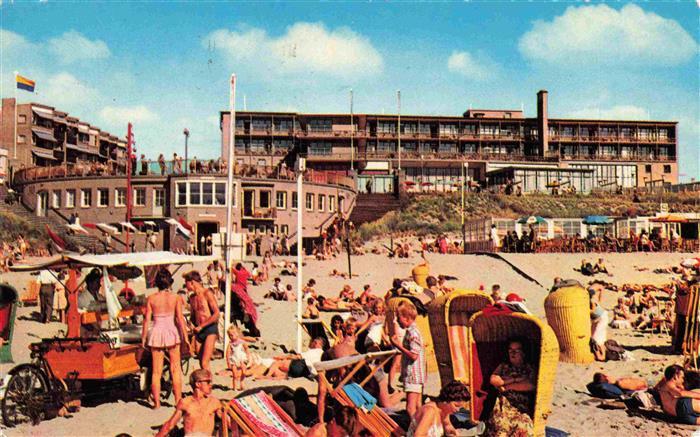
xmin=537 ymin=90 xmax=548 ymax=157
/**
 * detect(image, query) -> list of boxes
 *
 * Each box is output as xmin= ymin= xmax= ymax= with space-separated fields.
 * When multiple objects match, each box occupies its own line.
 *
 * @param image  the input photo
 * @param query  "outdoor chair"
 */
xmin=220 ymin=391 xmax=304 ymax=437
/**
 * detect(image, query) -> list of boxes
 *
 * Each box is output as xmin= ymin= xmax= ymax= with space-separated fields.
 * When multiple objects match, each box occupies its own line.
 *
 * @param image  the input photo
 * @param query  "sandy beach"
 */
xmin=0 ymin=248 xmax=698 ymax=436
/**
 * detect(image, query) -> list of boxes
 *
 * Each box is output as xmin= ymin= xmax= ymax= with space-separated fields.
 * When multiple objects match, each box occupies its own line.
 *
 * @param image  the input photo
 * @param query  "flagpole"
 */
xmin=397 ymin=90 xmax=401 ymax=171
xmin=13 ymin=72 xmax=18 ymax=160
xmin=224 ymin=74 xmax=236 ymax=353
xmin=350 ymin=89 xmax=354 ymax=172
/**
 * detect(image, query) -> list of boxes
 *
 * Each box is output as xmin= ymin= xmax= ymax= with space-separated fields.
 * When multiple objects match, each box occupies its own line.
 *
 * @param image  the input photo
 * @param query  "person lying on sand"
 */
xmin=317 ymin=295 xmax=362 ymax=311
xmin=156 ymin=369 xmax=221 ymax=437
xmin=587 ymin=372 xmax=648 ymax=399
xmin=261 ymin=338 xmax=325 ymax=380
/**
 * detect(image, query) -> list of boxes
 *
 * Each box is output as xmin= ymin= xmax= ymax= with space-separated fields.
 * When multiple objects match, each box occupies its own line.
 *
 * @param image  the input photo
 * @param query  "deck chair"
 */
xmin=299 ymin=318 xmax=337 ymax=349
xmin=21 ymin=280 xmax=39 ymax=306
xmin=314 ymin=350 xmax=404 ymax=436
xmin=220 ymin=391 xmax=304 ymax=437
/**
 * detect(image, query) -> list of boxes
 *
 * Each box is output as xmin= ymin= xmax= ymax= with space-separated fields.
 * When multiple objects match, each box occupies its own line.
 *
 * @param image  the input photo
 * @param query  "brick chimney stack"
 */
xmin=537 ymin=90 xmax=548 ymax=157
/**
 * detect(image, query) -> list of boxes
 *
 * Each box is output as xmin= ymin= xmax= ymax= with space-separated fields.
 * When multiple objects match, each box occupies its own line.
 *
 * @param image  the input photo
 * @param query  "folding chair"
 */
xmin=220 ymin=391 xmax=304 ymax=437
xmin=299 ymin=318 xmax=337 ymax=349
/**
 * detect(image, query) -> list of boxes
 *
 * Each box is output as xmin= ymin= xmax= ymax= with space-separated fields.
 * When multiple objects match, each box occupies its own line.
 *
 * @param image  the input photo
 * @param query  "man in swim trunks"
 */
xmin=184 ymin=270 xmax=220 ymax=371
xmin=156 ymin=369 xmax=221 ymax=437
xmin=658 ymin=364 xmax=700 ymax=425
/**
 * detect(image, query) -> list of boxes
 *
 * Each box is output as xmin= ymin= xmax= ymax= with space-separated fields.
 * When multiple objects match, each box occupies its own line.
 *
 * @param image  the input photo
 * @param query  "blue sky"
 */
xmin=1 ymin=2 xmax=698 ymax=181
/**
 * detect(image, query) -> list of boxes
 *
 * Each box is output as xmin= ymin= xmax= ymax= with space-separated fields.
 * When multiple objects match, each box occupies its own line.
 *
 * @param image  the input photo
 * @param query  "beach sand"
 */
xmin=0 ymin=249 xmax=698 ymax=436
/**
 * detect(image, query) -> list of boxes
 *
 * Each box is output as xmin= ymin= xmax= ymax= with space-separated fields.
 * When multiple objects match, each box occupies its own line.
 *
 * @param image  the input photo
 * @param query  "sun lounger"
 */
xmin=220 ymin=391 xmax=304 ymax=437
xmin=299 ymin=318 xmax=337 ymax=349
xmin=314 ymin=350 xmax=403 ymax=436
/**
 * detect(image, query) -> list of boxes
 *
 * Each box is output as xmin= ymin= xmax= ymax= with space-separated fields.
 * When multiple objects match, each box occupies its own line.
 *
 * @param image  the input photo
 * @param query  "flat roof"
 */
xmin=487 ymin=166 xmax=595 ymax=175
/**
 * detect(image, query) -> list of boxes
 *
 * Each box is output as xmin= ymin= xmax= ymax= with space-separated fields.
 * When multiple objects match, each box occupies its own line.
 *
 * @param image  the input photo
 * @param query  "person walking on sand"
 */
xmin=155 ymin=369 xmax=221 ymax=437
xmin=184 ymin=270 xmax=220 ymax=371
xmin=141 ymin=268 xmax=189 ymax=409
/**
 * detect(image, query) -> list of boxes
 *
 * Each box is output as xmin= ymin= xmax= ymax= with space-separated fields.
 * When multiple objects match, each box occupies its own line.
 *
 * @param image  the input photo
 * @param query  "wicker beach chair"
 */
xmin=468 ymin=308 xmax=559 ymax=437
xmin=427 ymin=290 xmax=493 ymax=386
xmin=220 ymin=391 xmax=305 ymax=437
xmin=544 ymin=284 xmax=595 ymax=364
xmin=682 ymin=285 xmax=700 ymax=369
xmin=314 ymin=351 xmax=403 ymax=436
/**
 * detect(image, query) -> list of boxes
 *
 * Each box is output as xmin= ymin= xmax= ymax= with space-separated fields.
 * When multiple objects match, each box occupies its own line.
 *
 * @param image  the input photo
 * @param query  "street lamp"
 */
xmin=295 ymin=157 xmax=306 ymax=352
xmin=183 ymin=128 xmax=190 ymax=174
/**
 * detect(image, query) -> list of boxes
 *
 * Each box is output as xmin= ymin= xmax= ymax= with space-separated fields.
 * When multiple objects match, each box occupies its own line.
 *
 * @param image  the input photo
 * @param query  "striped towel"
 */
xmin=233 ymin=392 xmax=296 ymax=437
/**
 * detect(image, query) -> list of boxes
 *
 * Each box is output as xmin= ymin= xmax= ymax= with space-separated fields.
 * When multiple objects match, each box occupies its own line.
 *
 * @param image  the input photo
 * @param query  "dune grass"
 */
xmin=0 ymin=210 xmax=47 ymax=248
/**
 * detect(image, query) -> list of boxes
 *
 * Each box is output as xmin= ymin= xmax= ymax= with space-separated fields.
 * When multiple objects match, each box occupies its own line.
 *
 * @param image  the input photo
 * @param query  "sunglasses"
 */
xmin=197 ymin=379 xmax=213 ymax=384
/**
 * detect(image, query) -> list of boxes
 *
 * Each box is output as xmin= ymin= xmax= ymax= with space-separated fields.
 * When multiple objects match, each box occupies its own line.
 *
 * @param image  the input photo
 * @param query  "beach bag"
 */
xmin=604 ymin=340 xmax=626 ymax=361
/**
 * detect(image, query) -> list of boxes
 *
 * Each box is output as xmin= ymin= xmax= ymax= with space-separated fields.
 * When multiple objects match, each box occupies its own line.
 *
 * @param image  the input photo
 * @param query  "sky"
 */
xmin=1 ymin=2 xmax=698 ymax=181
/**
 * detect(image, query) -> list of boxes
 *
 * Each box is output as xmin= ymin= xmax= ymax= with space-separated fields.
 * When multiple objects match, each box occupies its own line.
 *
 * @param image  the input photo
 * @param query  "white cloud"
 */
xmin=519 ymin=4 xmax=697 ymax=66
xmin=0 ymin=29 xmax=35 ymax=53
xmin=48 ymin=31 xmax=111 ymax=64
xmin=566 ymin=105 xmax=649 ymax=120
xmin=206 ymin=22 xmax=383 ymax=78
xmin=447 ymin=51 xmax=493 ymax=80
xmin=41 ymin=72 xmax=100 ymax=107
xmin=99 ymin=105 xmax=159 ymax=125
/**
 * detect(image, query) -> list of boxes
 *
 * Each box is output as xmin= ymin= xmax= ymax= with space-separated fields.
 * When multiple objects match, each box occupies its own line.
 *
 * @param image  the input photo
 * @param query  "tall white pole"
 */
xmin=13 ymin=72 xmax=18 ymax=160
xmin=397 ymin=90 xmax=401 ymax=171
xmin=350 ymin=89 xmax=354 ymax=172
xmin=224 ymin=74 xmax=236 ymax=352
xmin=296 ymin=166 xmax=303 ymax=352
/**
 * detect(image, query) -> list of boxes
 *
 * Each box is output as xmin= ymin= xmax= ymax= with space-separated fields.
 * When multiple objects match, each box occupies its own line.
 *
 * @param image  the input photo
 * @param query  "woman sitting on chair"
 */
xmin=487 ymin=339 xmax=535 ymax=436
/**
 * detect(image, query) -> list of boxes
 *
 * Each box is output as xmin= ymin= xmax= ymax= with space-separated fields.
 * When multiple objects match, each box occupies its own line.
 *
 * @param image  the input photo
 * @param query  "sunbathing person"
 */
xmin=338 ymin=284 xmax=356 ymax=303
xmin=262 ymin=338 xmax=325 ymax=380
xmin=487 ymin=339 xmax=535 ymax=436
xmin=587 ymin=372 xmax=648 ymax=399
xmin=156 ymin=369 xmax=221 ymax=437
xmin=409 ymin=381 xmax=472 ymax=437
xmin=303 ymin=297 xmax=320 ymax=319
xmin=593 ymin=258 xmax=611 ymax=275
xmin=318 ymin=295 xmax=361 ymax=311
xmin=658 ymin=364 xmax=700 ymax=425
xmin=357 ymin=284 xmax=377 ymax=307
xmin=610 ymin=297 xmax=632 ymax=329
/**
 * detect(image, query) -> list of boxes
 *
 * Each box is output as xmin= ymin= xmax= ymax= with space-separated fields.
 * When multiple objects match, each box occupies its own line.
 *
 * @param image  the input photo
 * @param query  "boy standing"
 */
xmin=391 ymin=300 xmax=426 ymax=418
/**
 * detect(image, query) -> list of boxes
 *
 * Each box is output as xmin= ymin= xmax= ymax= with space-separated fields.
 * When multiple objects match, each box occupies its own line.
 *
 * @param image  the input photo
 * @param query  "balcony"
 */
xmin=242 ymin=208 xmax=276 ymax=220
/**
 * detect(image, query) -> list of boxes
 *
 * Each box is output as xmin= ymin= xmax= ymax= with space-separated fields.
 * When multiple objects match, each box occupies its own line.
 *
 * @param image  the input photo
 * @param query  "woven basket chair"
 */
xmin=427 ymin=290 xmax=493 ymax=386
xmin=468 ymin=309 xmax=559 ymax=437
xmin=544 ymin=285 xmax=595 ymax=364
xmin=387 ymin=296 xmax=437 ymax=373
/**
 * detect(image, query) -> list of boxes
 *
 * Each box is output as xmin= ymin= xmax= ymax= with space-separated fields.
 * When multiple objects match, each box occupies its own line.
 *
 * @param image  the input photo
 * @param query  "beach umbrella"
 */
xmin=404 ymin=180 xmax=416 ymax=186
xmin=583 ymin=215 xmax=613 ymax=225
xmin=517 ymin=216 xmax=547 ymax=225
xmin=650 ymin=214 xmax=689 ymax=223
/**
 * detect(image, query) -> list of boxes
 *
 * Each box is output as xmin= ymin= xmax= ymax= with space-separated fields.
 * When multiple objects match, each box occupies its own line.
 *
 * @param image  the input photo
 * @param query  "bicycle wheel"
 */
xmin=1 ymin=364 xmax=50 ymax=427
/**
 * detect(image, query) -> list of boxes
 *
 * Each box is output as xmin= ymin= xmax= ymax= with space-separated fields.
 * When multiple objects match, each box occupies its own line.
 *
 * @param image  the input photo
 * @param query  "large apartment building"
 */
xmin=0 ymin=98 xmax=127 ymax=171
xmin=220 ymin=90 xmax=678 ymax=194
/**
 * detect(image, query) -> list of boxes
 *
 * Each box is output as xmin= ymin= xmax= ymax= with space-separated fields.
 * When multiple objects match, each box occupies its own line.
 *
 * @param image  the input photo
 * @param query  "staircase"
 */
xmin=0 ymin=200 xmax=103 ymax=253
xmin=349 ymin=193 xmax=402 ymax=225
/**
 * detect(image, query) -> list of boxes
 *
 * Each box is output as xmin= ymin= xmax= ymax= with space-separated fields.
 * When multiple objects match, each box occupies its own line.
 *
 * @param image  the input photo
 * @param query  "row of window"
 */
xmin=51 ymin=187 xmax=164 ymax=209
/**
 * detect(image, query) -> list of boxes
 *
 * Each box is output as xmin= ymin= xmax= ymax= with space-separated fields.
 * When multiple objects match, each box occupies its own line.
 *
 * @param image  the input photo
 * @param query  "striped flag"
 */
xmin=16 ymin=74 xmax=35 ymax=92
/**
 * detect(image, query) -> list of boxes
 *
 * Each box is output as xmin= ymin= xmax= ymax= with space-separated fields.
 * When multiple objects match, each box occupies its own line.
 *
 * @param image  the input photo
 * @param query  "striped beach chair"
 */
xmin=221 ymin=391 xmax=304 ymax=437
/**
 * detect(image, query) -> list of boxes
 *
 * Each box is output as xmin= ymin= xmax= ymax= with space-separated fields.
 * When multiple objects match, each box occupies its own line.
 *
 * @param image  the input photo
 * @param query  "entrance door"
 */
xmin=36 ymin=191 xmax=48 ymax=217
xmin=243 ymin=190 xmax=255 ymax=217
xmin=197 ymin=222 xmax=219 ymax=255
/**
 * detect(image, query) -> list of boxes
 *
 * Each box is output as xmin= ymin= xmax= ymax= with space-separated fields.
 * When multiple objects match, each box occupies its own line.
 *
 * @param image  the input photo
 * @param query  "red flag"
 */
xmin=177 ymin=217 xmax=193 ymax=233
xmin=45 ymin=225 xmax=66 ymax=250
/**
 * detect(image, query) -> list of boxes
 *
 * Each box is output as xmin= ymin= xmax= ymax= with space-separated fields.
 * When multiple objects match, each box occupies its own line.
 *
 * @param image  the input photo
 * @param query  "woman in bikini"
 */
xmin=408 ymin=381 xmax=472 ymax=437
xmin=142 ymin=268 xmax=189 ymax=409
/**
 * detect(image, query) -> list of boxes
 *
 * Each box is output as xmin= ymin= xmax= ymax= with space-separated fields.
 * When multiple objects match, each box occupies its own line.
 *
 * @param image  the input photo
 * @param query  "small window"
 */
xmin=306 ymin=193 xmax=314 ymax=211
xmin=189 ymin=182 xmax=201 ymax=205
xmin=257 ymin=159 xmax=266 ymax=166
xmin=65 ymin=190 xmax=75 ymax=208
xmin=97 ymin=189 xmax=109 ymax=207
xmin=645 ymin=164 xmax=652 ymax=173
xmin=177 ymin=182 xmax=187 ymax=206
xmin=115 ymin=188 xmax=126 ymax=207
xmin=154 ymin=189 xmax=165 ymax=207
xmin=17 ymin=135 xmax=26 ymax=144
xmin=328 ymin=195 xmax=336 ymax=212
xmin=292 ymin=192 xmax=298 ymax=210
xmin=276 ymin=191 xmax=287 ymax=209
xmin=18 ymin=114 xmax=26 ymax=124
xmin=317 ymin=194 xmax=325 ymax=212
xmin=663 ymin=165 xmax=671 ymax=174
xmin=214 ymin=183 xmax=226 ymax=206
xmin=280 ymin=224 xmax=289 ymax=235
xmin=202 ymin=182 xmax=214 ymax=205
xmin=259 ymin=191 xmax=271 ymax=209
xmin=134 ymin=188 xmax=146 ymax=206
xmin=52 ymin=190 xmax=61 ymax=209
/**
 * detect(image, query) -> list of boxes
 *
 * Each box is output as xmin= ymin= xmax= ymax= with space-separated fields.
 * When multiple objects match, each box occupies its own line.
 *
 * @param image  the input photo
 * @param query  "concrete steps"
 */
xmin=349 ymin=193 xmax=402 ymax=225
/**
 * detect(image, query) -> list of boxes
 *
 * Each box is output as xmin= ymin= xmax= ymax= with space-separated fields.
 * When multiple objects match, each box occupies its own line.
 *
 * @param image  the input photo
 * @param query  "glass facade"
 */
xmin=570 ymin=164 xmax=637 ymax=188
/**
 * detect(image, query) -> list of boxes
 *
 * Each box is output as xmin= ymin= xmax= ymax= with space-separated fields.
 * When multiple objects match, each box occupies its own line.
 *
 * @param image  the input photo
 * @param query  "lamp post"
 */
xmin=224 ymin=75 xmax=236 ymax=353
xmin=183 ymin=128 xmax=190 ymax=174
xmin=461 ymin=162 xmax=467 ymax=254
xmin=295 ymin=157 xmax=306 ymax=352
xmin=350 ymin=89 xmax=354 ymax=172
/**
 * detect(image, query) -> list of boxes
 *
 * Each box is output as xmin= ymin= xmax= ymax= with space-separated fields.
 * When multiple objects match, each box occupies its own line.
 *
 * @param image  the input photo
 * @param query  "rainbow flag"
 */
xmin=16 ymin=74 xmax=35 ymax=92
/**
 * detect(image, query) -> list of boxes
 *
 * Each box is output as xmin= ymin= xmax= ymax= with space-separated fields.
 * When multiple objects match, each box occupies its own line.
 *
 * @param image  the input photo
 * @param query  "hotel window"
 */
xmin=645 ymin=164 xmax=652 ymax=173
xmin=439 ymin=123 xmax=458 ymax=136
xmin=292 ymin=192 xmax=298 ymax=210
xmin=176 ymin=182 xmax=187 ymax=206
xmin=97 ymin=188 xmax=109 ymax=207
xmin=133 ymin=188 xmax=146 ymax=206
xmin=235 ymin=139 xmax=247 ymax=153
xmin=308 ymin=142 xmax=332 ymax=156
xmin=259 ymin=190 xmax=271 ymax=209
xmin=274 ymin=119 xmax=294 ymax=132
xmin=377 ymin=121 xmax=396 ymax=134
xmin=17 ymin=135 xmax=26 ymax=144
xmin=308 ymin=119 xmax=332 ymax=132
xmin=318 ymin=194 xmax=325 ymax=212
xmin=251 ymin=119 xmax=272 ymax=131
xmin=214 ymin=183 xmax=226 ymax=206
xmin=154 ymin=189 xmax=165 ymax=208
xmin=306 ymin=193 xmax=314 ymax=211
xmin=377 ymin=141 xmax=395 ymax=152
xmin=276 ymin=191 xmax=287 ymax=209
xmin=52 ymin=190 xmax=61 ymax=209
xmin=280 ymin=225 xmax=289 ymax=235
xmin=115 ymin=188 xmax=126 ymax=207
xmin=249 ymin=139 xmax=267 ymax=154
xmin=18 ymin=114 xmax=26 ymax=124
xmin=202 ymin=182 xmax=213 ymax=205
xmin=402 ymin=123 xmax=418 ymax=134
xmin=273 ymin=139 xmax=293 ymax=151
xmin=65 ymin=190 xmax=75 ymax=208
xmin=664 ymin=165 xmax=672 ymax=174
xmin=402 ymin=142 xmax=418 ymax=152
xmin=328 ymin=195 xmax=336 ymax=212
xmin=479 ymin=124 xmax=499 ymax=137
xmin=189 ymin=182 xmax=201 ymax=205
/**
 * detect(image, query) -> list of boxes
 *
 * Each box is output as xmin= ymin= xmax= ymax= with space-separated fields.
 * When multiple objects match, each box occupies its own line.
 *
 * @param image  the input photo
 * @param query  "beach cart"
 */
xmin=2 ymin=251 xmax=214 ymax=427
xmin=544 ymin=284 xmax=594 ymax=364
xmin=468 ymin=307 xmax=559 ymax=437
xmin=427 ymin=290 xmax=493 ymax=386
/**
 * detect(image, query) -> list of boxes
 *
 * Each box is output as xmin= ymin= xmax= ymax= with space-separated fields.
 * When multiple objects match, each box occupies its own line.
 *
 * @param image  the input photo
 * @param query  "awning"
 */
xmin=96 ymin=223 xmax=119 ymax=235
xmin=31 ymin=150 xmax=58 ymax=161
xmin=66 ymin=143 xmax=99 ymax=155
xmin=364 ymin=161 xmax=390 ymax=171
xmin=32 ymin=107 xmax=54 ymax=117
xmin=10 ymin=251 xmax=218 ymax=272
xmin=32 ymin=129 xmax=56 ymax=142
